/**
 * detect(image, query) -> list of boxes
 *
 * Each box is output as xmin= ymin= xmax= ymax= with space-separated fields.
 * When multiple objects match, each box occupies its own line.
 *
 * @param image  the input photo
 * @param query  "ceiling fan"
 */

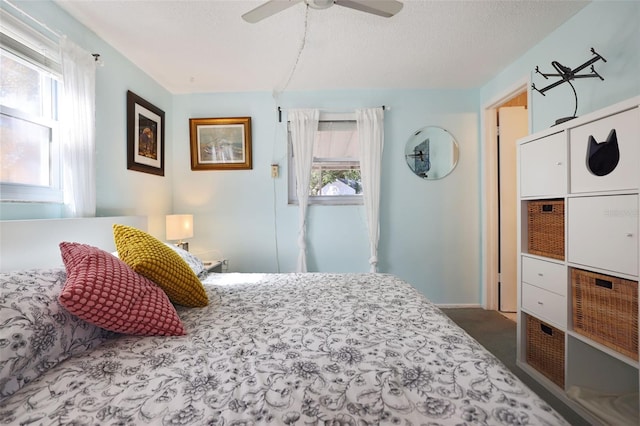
xmin=242 ymin=0 xmax=403 ymax=23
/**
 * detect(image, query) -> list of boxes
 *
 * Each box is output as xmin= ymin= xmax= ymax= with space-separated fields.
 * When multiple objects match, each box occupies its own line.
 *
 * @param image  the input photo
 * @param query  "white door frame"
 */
xmin=481 ymin=77 xmax=531 ymax=310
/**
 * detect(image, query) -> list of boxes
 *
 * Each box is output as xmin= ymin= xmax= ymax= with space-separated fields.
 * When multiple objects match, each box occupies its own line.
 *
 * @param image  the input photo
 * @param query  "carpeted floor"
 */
xmin=441 ymin=308 xmax=590 ymax=426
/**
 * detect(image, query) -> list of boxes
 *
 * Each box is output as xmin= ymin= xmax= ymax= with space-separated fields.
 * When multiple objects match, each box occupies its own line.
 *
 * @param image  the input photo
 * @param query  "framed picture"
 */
xmin=189 ymin=117 xmax=252 ymax=170
xmin=127 ymin=90 xmax=165 ymax=176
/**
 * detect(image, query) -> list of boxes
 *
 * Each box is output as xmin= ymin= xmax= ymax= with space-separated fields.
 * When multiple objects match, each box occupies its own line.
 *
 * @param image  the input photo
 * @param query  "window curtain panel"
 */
xmin=357 ymin=107 xmax=384 ymax=272
xmin=60 ymin=36 xmax=96 ymax=217
xmin=289 ymin=109 xmax=319 ymax=272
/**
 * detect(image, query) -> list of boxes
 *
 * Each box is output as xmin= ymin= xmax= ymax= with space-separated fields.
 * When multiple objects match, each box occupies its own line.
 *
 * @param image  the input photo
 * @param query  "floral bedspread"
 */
xmin=1 ymin=272 xmax=568 ymax=425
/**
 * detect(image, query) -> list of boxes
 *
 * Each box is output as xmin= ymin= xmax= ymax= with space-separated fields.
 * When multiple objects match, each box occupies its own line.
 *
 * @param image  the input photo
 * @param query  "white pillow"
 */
xmin=163 ymin=243 xmax=206 ymax=277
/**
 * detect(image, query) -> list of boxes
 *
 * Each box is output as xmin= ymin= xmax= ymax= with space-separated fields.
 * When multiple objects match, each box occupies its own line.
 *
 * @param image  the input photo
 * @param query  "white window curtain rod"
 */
xmin=4 ymin=0 xmax=62 ymax=40
xmin=278 ymin=106 xmax=389 ymax=123
xmin=2 ymin=1 xmax=102 ymax=62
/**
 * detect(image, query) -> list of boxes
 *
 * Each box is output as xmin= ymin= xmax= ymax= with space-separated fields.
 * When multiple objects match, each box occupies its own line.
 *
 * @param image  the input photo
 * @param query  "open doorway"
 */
xmin=483 ymin=86 xmax=529 ymax=316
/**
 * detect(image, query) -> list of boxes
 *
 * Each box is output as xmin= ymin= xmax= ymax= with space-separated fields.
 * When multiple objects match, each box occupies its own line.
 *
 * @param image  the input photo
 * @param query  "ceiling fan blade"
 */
xmin=242 ymin=0 xmax=303 ymax=23
xmin=334 ymin=0 xmax=403 ymax=18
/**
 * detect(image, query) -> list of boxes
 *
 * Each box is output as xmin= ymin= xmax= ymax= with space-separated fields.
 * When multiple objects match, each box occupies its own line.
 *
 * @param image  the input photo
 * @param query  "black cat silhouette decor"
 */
xmin=587 ymin=129 xmax=620 ymax=176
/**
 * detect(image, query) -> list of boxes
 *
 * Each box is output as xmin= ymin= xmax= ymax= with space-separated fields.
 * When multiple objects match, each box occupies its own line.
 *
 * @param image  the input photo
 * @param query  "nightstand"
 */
xmin=203 ymin=260 xmax=223 ymax=273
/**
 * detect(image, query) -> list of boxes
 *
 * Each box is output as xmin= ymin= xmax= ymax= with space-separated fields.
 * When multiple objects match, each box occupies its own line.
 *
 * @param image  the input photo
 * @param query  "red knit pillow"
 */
xmin=58 ymin=242 xmax=185 ymax=336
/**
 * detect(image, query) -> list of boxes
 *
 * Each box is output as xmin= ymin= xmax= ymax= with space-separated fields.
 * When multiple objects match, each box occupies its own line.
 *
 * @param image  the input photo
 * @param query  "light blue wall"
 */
xmin=169 ymin=0 xmax=640 ymax=305
xmin=173 ymin=90 xmax=481 ymax=304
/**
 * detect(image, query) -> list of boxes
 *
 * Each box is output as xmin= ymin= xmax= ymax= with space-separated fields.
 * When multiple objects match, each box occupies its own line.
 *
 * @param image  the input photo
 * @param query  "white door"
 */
xmin=498 ymin=106 xmax=528 ymax=312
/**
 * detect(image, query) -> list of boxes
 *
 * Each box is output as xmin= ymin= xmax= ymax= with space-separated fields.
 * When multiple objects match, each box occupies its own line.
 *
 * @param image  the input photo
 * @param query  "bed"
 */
xmin=0 ymin=218 xmax=568 ymax=425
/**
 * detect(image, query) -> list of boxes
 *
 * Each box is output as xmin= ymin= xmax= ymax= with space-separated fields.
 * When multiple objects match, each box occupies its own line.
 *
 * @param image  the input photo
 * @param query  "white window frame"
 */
xmin=288 ymin=112 xmax=363 ymax=206
xmin=0 ymin=9 xmax=62 ymax=203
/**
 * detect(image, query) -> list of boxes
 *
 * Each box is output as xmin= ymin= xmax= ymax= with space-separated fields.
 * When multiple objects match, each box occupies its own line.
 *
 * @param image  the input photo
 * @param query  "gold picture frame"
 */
xmin=189 ymin=117 xmax=252 ymax=170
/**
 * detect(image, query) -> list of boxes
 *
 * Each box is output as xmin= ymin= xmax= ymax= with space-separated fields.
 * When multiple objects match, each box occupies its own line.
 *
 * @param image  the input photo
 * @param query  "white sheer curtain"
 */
xmin=60 ymin=36 xmax=96 ymax=217
xmin=289 ymin=109 xmax=319 ymax=272
xmin=357 ymin=107 xmax=385 ymax=272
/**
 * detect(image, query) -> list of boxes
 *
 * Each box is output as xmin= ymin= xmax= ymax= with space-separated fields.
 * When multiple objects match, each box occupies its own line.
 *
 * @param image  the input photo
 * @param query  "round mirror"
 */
xmin=404 ymin=126 xmax=459 ymax=179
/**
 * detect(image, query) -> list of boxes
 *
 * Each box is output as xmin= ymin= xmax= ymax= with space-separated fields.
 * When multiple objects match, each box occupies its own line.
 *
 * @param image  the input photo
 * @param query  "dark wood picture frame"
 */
xmin=127 ymin=91 xmax=165 ymax=176
xmin=189 ymin=117 xmax=252 ymax=170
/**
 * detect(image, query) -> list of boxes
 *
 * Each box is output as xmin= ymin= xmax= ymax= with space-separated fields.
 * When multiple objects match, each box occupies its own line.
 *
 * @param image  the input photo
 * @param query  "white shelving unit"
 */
xmin=516 ymin=96 xmax=640 ymax=425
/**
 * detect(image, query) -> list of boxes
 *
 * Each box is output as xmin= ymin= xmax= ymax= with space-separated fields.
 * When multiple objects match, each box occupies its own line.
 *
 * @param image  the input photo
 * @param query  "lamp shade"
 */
xmin=166 ymin=214 xmax=194 ymax=241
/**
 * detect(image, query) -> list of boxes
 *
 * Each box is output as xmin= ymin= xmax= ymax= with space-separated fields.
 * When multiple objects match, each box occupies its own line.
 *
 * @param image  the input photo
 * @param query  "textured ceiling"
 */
xmin=54 ymin=0 xmax=590 ymax=94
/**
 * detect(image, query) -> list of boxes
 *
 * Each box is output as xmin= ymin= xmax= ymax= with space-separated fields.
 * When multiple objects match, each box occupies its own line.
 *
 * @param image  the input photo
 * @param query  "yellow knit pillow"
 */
xmin=113 ymin=224 xmax=208 ymax=307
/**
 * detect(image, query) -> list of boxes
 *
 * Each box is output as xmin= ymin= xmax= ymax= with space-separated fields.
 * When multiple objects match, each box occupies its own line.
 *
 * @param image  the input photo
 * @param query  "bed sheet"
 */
xmin=1 ymin=272 xmax=567 ymax=425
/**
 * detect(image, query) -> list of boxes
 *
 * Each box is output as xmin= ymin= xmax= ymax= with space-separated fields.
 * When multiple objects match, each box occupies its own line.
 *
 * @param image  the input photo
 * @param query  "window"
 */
xmin=1 ymin=10 xmax=62 ymax=203
xmin=288 ymin=113 xmax=363 ymax=205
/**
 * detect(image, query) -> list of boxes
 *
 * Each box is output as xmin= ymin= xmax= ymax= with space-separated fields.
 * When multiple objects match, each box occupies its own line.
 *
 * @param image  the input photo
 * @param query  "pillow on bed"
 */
xmin=113 ymin=224 xmax=208 ymax=307
xmin=0 ymin=268 xmax=108 ymax=402
xmin=164 ymin=243 xmax=206 ymax=277
xmin=112 ymin=245 xmax=206 ymax=277
xmin=58 ymin=242 xmax=186 ymax=336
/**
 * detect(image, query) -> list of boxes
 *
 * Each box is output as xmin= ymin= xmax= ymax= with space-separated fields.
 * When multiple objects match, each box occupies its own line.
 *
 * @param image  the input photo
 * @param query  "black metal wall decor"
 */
xmin=587 ymin=129 xmax=620 ymax=177
xmin=532 ymin=48 xmax=606 ymax=125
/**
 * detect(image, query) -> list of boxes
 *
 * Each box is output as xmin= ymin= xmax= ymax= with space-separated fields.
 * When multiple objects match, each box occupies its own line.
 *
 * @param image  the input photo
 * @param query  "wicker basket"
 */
xmin=526 ymin=314 xmax=565 ymax=388
xmin=527 ymin=200 xmax=564 ymax=260
xmin=572 ymin=268 xmax=638 ymax=360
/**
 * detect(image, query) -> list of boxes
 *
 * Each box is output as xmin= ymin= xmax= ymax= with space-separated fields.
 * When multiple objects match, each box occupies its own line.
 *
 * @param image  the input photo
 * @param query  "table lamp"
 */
xmin=166 ymin=214 xmax=193 ymax=251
